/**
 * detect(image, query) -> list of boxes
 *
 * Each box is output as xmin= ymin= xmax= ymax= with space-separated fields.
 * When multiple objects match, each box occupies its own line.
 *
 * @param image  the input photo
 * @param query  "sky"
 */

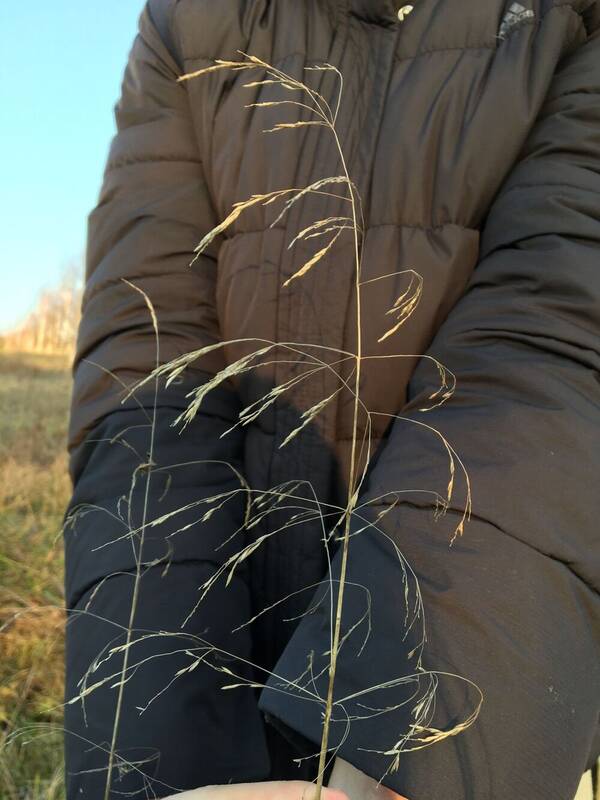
xmin=0 ymin=1 xmax=146 ymax=332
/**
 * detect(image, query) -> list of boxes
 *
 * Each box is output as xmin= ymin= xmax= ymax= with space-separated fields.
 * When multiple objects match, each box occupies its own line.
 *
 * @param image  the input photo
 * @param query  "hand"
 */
xmin=328 ymin=758 xmax=409 ymax=800
xmin=161 ymin=781 xmax=348 ymax=799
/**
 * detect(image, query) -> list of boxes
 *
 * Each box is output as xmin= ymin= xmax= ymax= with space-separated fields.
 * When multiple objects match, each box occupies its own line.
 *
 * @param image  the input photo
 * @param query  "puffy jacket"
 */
xmin=62 ymin=0 xmax=600 ymax=797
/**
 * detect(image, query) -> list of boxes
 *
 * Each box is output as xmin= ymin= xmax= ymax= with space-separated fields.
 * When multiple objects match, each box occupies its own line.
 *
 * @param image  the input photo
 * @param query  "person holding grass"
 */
xmin=63 ymin=0 xmax=600 ymax=798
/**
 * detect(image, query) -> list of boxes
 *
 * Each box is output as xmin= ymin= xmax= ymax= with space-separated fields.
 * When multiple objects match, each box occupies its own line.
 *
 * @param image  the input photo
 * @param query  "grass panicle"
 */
xmin=1 ymin=49 xmax=480 ymax=800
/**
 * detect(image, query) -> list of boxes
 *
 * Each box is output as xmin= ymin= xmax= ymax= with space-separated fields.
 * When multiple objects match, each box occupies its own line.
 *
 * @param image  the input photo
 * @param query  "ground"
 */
xmin=0 ymin=350 xmax=71 ymax=799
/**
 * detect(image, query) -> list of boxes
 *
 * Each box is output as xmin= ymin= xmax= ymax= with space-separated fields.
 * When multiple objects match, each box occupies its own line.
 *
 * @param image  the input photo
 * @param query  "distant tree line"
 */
xmin=0 ymin=263 xmax=83 ymax=356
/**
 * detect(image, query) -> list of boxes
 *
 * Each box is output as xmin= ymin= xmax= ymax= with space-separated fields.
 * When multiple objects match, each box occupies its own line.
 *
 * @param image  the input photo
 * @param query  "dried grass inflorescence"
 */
xmin=59 ymin=49 xmax=479 ymax=799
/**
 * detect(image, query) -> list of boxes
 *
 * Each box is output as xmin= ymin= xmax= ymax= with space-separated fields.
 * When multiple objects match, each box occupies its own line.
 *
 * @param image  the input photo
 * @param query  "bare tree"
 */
xmin=1 ymin=261 xmax=83 ymax=355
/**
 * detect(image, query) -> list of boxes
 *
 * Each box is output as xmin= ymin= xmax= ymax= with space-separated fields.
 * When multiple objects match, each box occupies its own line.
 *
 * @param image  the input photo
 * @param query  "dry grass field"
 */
xmin=0 ymin=348 xmax=594 ymax=799
xmin=0 ymin=350 xmax=71 ymax=798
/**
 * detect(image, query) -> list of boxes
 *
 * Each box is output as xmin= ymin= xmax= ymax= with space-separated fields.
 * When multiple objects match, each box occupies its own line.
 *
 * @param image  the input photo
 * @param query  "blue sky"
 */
xmin=0 ymin=1 xmax=146 ymax=332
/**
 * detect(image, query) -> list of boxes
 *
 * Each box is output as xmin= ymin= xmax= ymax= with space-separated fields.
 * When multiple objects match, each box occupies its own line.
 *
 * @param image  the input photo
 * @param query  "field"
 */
xmin=0 ymin=349 xmax=595 ymax=799
xmin=0 ymin=351 xmax=71 ymax=799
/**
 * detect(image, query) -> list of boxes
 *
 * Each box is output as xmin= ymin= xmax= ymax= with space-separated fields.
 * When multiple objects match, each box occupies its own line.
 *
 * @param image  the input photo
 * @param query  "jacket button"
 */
xmin=397 ymin=4 xmax=414 ymax=21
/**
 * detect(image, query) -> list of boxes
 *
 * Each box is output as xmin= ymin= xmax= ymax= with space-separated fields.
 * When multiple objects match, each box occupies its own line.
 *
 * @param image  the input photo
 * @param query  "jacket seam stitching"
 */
xmin=180 ymin=4 xmax=584 ymax=67
xmin=105 ymin=154 xmax=202 ymax=172
xmin=496 ymin=179 xmax=599 ymax=196
xmin=182 ymin=49 xmax=332 ymax=67
xmin=225 ymin=222 xmax=476 ymax=236
xmin=395 ymin=43 xmax=497 ymax=63
xmin=367 ymin=221 xmax=478 ymax=232
xmin=363 ymin=499 xmax=600 ymax=594
xmin=391 ymin=3 xmax=584 ymax=63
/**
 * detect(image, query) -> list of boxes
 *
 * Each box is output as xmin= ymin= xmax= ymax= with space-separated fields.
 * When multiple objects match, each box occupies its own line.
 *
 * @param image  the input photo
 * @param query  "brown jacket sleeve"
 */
xmin=62 ymin=3 xmax=270 ymax=796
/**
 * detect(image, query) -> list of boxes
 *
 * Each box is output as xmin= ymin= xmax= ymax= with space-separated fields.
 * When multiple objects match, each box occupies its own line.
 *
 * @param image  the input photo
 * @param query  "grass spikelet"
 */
xmin=283 ymin=228 xmax=344 ymax=287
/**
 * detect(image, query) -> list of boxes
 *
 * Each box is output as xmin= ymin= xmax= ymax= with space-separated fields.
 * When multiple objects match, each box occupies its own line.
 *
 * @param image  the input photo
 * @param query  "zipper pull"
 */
xmin=397 ymin=4 xmax=414 ymax=22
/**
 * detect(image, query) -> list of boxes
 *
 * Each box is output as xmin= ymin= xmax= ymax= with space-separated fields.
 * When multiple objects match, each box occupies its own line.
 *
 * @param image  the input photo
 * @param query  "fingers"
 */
xmin=162 ymin=780 xmax=349 ymax=799
xmin=327 ymin=757 xmax=409 ymax=799
xmin=305 ymin=787 xmax=349 ymax=800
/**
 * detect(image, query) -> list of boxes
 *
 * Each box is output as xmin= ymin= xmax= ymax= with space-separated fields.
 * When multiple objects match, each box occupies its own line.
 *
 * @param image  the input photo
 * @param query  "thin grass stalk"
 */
xmin=102 ymin=280 xmax=160 ymax=800
xmin=313 ymin=122 xmax=364 ymax=798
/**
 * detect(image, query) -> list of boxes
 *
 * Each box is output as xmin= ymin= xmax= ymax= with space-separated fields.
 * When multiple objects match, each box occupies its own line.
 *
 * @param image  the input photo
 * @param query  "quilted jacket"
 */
xmin=62 ymin=0 xmax=600 ymax=797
